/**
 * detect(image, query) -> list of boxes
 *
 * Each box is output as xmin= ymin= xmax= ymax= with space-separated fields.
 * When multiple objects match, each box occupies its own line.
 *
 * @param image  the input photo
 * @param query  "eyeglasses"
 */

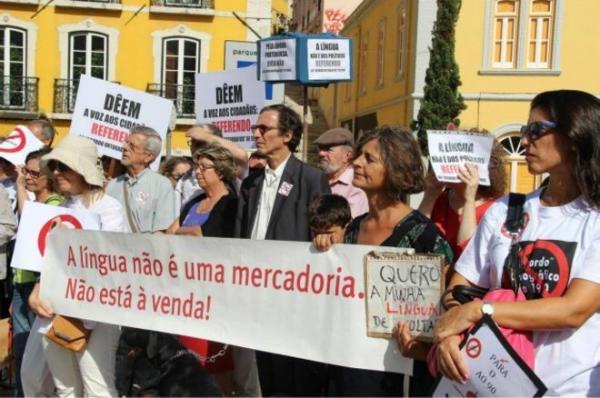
xmin=520 ymin=120 xmax=557 ymax=142
xmin=169 ymin=172 xmax=186 ymax=181
xmin=47 ymin=160 xmax=72 ymax=173
xmin=195 ymin=164 xmax=215 ymax=173
xmin=24 ymin=168 xmax=41 ymax=178
xmin=251 ymin=124 xmax=280 ymax=135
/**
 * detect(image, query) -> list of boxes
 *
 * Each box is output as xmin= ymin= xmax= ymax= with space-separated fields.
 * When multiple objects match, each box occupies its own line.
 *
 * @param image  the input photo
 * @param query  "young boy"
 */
xmin=307 ymin=194 xmax=351 ymax=244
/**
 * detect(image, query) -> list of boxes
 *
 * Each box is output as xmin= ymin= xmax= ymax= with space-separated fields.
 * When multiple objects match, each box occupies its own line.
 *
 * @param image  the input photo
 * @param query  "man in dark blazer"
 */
xmin=235 ymin=104 xmax=331 ymax=396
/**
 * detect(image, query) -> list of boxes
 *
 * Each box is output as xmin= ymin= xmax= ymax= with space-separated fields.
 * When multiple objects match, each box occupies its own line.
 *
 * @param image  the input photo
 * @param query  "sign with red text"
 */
xmin=365 ymin=252 xmax=443 ymax=341
xmin=306 ymin=38 xmax=351 ymax=81
xmin=432 ymin=316 xmax=546 ymax=397
xmin=0 ymin=125 xmax=44 ymax=165
xmin=195 ymin=65 xmax=264 ymax=149
xmin=41 ymin=230 xmax=415 ymax=375
xmin=70 ymin=75 xmax=171 ymax=170
xmin=10 ymin=201 xmax=100 ymax=272
xmin=427 ymin=130 xmax=494 ymax=186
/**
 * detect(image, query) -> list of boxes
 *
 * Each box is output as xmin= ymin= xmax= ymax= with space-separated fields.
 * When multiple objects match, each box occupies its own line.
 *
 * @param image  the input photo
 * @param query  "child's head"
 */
xmin=307 ymin=194 xmax=351 ymax=242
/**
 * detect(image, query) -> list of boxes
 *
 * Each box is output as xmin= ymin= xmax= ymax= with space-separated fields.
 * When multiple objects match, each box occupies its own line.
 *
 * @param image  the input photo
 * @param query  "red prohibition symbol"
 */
xmin=38 ymin=215 xmax=83 ymax=256
xmin=0 ymin=127 xmax=27 ymax=153
xmin=465 ymin=337 xmax=482 ymax=359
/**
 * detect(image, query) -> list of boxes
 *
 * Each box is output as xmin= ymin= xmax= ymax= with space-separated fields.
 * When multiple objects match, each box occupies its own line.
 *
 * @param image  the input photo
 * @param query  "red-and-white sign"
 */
xmin=0 ymin=125 xmax=45 ymax=165
xmin=41 ymin=229 xmax=415 ymax=375
xmin=10 ymin=201 xmax=100 ymax=272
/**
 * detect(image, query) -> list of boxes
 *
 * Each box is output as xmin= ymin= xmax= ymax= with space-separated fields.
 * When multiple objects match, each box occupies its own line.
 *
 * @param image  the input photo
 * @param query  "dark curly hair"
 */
xmin=260 ymin=104 xmax=303 ymax=152
xmin=531 ymin=90 xmax=600 ymax=208
xmin=355 ymin=126 xmax=425 ymax=200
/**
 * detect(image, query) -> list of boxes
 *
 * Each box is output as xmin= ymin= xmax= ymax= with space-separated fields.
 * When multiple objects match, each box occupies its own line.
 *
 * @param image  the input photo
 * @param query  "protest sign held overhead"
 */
xmin=258 ymin=37 xmax=297 ymax=82
xmin=41 ymin=230 xmax=415 ymax=375
xmin=70 ymin=75 xmax=172 ymax=170
xmin=433 ymin=316 xmax=547 ymax=397
xmin=427 ymin=130 xmax=494 ymax=186
xmin=195 ymin=65 xmax=264 ymax=149
xmin=10 ymin=201 xmax=100 ymax=272
xmin=0 ymin=125 xmax=44 ymax=165
xmin=306 ymin=38 xmax=351 ymax=81
xmin=365 ymin=252 xmax=443 ymax=340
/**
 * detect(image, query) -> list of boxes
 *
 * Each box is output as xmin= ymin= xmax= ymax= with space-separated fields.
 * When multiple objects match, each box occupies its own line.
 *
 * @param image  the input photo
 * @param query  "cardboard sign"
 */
xmin=365 ymin=252 xmax=443 ymax=340
xmin=70 ymin=75 xmax=172 ymax=170
xmin=432 ymin=316 xmax=547 ymax=397
xmin=0 ymin=125 xmax=45 ymax=165
xmin=306 ymin=38 xmax=351 ymax=81
xmin=41 ymin=230 xmax=415 ymax=375
xmin=258 ymin=38 xmax=297 ymax=81
xmin=195 ymin=65 xmax=264 ymax=149
xmin=427 ymin=130 xmax=494 ymax=186
xmin=11 ymin=201 xmax=101 ymax=272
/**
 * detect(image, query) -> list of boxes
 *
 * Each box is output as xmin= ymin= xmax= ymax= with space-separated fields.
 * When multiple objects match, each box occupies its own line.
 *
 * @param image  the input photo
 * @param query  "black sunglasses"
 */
xmin=250 ymin=124 xmax=280 ymax=135
xmin=47 ymin=160 xmax=72 ymax=173
xmin=520 ymin=120 xmax=557 ymax=142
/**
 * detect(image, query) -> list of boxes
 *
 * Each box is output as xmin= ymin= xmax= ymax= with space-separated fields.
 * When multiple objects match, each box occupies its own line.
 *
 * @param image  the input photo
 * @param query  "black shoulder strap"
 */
xmin=505 ymin=193 xmax=526 ymax=233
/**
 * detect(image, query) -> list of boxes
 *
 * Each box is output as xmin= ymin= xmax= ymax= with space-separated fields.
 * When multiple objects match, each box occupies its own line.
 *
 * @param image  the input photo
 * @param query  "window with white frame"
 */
xmin=396 ymin=1 xmax=408 ymax=78
xmin=162 ymin=37 xmax=200 ymax=116
xmin=376 ymin=18 xmax=385 ymax=88
xmin=69 ymin=31 xmax=108 ymax=81
xmin=492 ymin=0 xmax=519 ymax=68
xmin=527 ymin=0 xmax=554 ymax=68
xmin=359 ymin=31 xmax=368 ymax=95
xmin=0 ymin=26 xmax=26 ymax=107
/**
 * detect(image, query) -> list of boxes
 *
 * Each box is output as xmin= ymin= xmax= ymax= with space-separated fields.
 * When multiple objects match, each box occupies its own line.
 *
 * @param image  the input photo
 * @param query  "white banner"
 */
xmin=427 ymin=130 xmax=494 ymax=186
xmin=0 ymin=125 xmax=44 ymax=165
xmin=70 ymin=75 xmax=172 ymax=170
xmin=11 ymin=202 xmax=100 ymax=272
xmin=259 ymin=38 xmax=296 ymax=81
xmin=195 ymin=66 xmax=264 ymax=149
xmin=41 ymin=230 xmax=414 ymax=375
xmin=307 ymin=38 xmax=351 ymax=81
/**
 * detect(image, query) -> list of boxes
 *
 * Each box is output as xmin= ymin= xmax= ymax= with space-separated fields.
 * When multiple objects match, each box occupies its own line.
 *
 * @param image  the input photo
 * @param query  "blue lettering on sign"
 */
xmin=237 ymin=60 xmax=273 ymax=100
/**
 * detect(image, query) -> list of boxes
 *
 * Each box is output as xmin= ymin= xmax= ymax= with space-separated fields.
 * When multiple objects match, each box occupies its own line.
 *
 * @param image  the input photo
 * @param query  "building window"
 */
xmin=0 ymin=26 xmax=26 ymax=108
xmin=69 ymin=31 xmax=108 ymax=81
xmin=376 ymin=19 xmax=385 ymax=88
xmin=359 ymin=31 xmax=368 ymax=95
xmin=527 ymin=0 xmax=554 ymax=68
xmin=161 ymin=37 xmax=199 ymax=117
xmin=396 ymin=1 xmax=408 ymax=78
xmin=499 ymin=132 xmax=540 ymax=193
xmin=492 ymin=0 xmax=519 ymax=68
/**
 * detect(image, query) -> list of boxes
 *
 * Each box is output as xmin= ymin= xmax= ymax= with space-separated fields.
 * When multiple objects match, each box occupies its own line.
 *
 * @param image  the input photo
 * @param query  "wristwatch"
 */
xmin=481 ymin=302 xmax=494 ymax=317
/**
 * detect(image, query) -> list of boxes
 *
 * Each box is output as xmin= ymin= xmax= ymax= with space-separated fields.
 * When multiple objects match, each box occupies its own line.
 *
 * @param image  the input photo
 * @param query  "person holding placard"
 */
xmin=27 ymin=135 xmax=128 ymax=397
xmin=435 ymin=90 xmax=600 ymax=396
xmin=314 ymin=126 xmax=453 ymax=397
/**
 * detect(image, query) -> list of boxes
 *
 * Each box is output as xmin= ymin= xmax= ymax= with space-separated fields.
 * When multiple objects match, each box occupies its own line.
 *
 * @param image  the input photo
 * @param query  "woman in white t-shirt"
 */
xmin=434 ymin=90 xmax=600 ymax=396
xmin=27 ymin=135 xmax=127 ymax=397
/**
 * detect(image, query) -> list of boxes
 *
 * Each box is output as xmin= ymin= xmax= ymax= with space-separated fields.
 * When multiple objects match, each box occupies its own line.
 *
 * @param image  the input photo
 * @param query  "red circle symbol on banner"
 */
xmin=0 ymin=128 xmax=27 ymax=154
xmin=38 ymin=215 xmax=83 ymax=256
xmin=465 ymin=337 xmax=482 ymax=359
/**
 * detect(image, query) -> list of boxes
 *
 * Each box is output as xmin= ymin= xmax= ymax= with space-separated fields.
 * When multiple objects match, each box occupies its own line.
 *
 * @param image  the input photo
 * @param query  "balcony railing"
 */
xmin=53 ymin=78 xmax=120 ymax=114
xmin=150 ymin=0 xmax=212 ymax=8
xmin=0 ymin=76 xmax=38 ymax=113
xmin=147 ymin=83 xmax=195 ymax=118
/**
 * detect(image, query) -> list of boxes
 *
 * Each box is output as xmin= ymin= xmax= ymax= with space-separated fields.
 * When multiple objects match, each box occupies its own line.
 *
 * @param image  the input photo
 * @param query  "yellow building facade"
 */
xmin=320 ymin=0 xmax=600 ymax=193
xmin=0 ymin=0 xmax=287 ymax=154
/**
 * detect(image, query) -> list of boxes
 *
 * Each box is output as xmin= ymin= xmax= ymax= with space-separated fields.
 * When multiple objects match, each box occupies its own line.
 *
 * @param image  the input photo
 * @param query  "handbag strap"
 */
xmin=504 ymin=192 xmax=526 ymax=294
xmin=122 ymin=180 xmax=139 ymax=233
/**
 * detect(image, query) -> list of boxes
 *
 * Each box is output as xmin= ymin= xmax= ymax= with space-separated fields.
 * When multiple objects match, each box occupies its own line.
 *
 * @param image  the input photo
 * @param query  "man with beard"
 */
xmin=314 ymin=127 xmax=368 ymax=218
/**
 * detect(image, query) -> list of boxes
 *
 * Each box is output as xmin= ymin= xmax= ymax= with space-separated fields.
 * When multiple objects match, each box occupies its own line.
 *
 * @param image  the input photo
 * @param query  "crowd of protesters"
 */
xmin=0 ymin=89 xmax=599 ymax=397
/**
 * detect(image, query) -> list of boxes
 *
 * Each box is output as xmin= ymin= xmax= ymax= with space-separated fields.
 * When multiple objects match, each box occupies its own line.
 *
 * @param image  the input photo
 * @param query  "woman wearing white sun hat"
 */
xmin=27 ymin=134 xmax=128 ymax=397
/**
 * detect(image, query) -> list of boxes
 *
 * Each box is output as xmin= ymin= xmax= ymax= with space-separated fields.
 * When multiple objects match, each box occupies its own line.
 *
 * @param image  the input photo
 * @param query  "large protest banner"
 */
xmin=41 ymin=229 xmax=414 ymax=375
xmin=427 ymin=130 xmax=494 ymax=186
xmin=70 ymin=75 xmax=172 ymax=170
xmin=0 ymin=125 xmax=44 ymax=165
xmin=11 ymin=202 xmax=100 ymax=272
xmin=195 ymin=65 xmax=264 ymax=149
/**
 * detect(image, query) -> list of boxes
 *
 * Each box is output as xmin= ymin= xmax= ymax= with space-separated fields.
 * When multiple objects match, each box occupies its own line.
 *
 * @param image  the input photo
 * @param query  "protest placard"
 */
xmin=11 ymin=201 xmax=100 ymax=272
xmin=365 ymin=252 xmax=443 ymax=340
xmin=306 ymin=38 xmax=351 ymax=81
xmin=41 ymin=230 xmax=415 ymax=375
xmin=258 ymin=38 xmax=297 ymax=81
xmin=70 ymin=75 xmax=172 ymax=170
xmin=427 ymin=130 xmax=494 ymax=186
xmin=0 ymin=125 xmax=44 ymax=165
xmin=195 ymin=65 xmax=264 ymax=149
xmin=432 ymin=316 xmax=547 ymax=397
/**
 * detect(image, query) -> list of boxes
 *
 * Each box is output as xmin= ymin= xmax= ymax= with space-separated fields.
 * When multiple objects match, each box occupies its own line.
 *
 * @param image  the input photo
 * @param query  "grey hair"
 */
xmin=130 ymin=125 xmax=162 ymax=157
xmin=28 ymin=118 xmax=56 ymax=144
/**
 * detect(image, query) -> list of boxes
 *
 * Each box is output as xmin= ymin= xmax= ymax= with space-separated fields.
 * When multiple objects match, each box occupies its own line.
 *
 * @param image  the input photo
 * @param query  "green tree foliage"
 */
xmin=412 ymin=0 xmax=466 ymax=154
